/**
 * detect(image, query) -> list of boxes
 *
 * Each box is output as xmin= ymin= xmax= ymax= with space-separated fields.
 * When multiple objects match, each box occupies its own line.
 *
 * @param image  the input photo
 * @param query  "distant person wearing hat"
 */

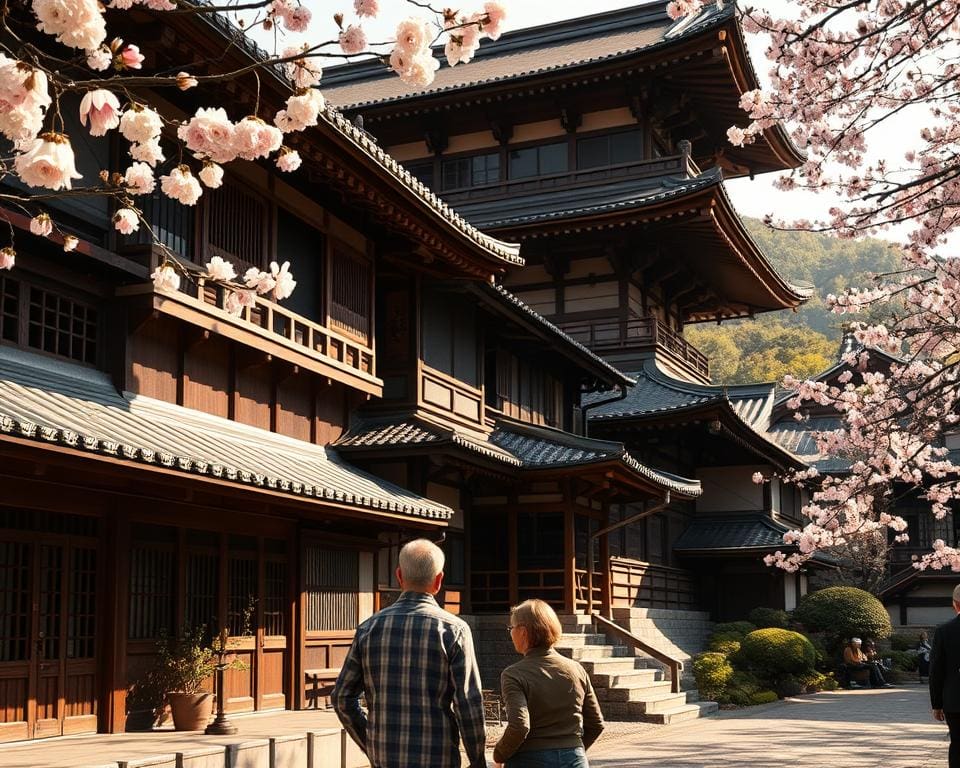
xmin=843 ymin=637 xmax=892 ymax=688
xmin=930 ymin=583 xmax=960 ymax=768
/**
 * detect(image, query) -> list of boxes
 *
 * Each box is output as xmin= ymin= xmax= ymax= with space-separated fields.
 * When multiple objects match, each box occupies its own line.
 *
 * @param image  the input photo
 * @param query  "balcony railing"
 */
xmin=441 ymin=151 xmax=702 ymax=205
xmin=557 ymin=316 xmax=709 ymax=380
xmin=118 ymin=272 xmax=381 ymax=396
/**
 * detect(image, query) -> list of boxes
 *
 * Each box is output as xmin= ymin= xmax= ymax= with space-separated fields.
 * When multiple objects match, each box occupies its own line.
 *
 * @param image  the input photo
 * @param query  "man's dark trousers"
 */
xmin=931 ymin=614 xmax=960 ymax=768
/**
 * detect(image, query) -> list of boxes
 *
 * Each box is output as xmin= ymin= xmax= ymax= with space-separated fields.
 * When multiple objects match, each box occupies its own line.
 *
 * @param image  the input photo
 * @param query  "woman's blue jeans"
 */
xmin=506 ymin=746 xmax=588 ymax=767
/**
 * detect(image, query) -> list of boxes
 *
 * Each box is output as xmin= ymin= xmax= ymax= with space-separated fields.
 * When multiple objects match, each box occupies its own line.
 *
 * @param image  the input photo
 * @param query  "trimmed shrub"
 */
xmin=693 ymin=652 xmax=734 ymax=701
xmin=820 ymin=676 xmax=840 ymax=691
xmin=794 ymin=587 xmax=892 ymax=642
xmin=740 ymin=628 xmax=817 ymax=675
xmin=887 ymin=649 xmax=919 ymax=672
xmin=775 ymin=673 xmax=804 ymax=698
xmin=751 ymin=690 xmax=779 ymax=705
xmin=713 ymin=621 xmax=756 ymax=639
xmin=797 ymin=670 xmax=839 ymax=692
xmin=728 ymin=670 xmax=761 ymax=696
xmin=709 ymin=637 xmax=742 ymax=656
xmin=724 ymin=688 xmax=753 ymax=706
xmin=749 ymin=607 xmax=790 ymax=629
xmin=891 ymin=632 xmax=922 ymax=652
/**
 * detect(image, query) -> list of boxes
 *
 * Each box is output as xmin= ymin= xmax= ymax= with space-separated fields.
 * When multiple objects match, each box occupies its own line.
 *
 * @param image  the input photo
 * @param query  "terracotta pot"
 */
xmin=166 ymin=691 xmax=214 ymax=731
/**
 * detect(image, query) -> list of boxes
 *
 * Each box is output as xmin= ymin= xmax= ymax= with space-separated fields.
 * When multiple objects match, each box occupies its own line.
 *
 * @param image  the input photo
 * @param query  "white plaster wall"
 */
xmin=695 ymin=465 xmax=768 ymax=513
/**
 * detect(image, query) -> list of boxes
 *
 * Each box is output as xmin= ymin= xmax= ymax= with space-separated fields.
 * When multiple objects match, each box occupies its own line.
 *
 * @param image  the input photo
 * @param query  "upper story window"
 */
xmin=441 ymin=153 xmax=500 ymax=191
xmin=509 ymin=142 xmax=567 ymax=179
xmin=329 ymin=243 xmax=371 ymax=345
xmin=202 ymin=179 xmax=269 ymax=276
xmin=0 ymin=274 xmax=99 ymax=366
xmin=422 ymin=288 xmax=477 ymax=386
xmin=577 ymin=128 xmax=644 ymax=169
xmin=406 ymin=161 xmax=434 ymax=189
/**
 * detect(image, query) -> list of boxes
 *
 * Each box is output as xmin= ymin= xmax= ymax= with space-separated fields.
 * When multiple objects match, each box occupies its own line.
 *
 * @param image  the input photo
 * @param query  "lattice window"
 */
xmin=0 ymin=541 xmax=30 ymax=662
xmin=67 ymin=547 xmax=97 ymax=659
xmin=38 ymin=545 xmax=62 ymax=662
xmin=128 ymin=544 xmax=175 ymax=640
xmin=27 ymin=286 xmax=98 ymax=364
xmin=263 ymin=558 xmax=287 ymax=636
xmin=303 ymin=546 xmax=358 ymax=632
xmin=0 ymin=275 xmax=18 ymax=343
xmin=0 ymin=509 xmax=97 ymax=536
xmin=227 ymin=552 xmax=258 ymax=637
xmin=330 ymin=247 xmax=370 ymax=344
xmin=185 ymin=550 xmax=219 ymax=631
xmin=205 ymin=179 xmax=268 ymax=275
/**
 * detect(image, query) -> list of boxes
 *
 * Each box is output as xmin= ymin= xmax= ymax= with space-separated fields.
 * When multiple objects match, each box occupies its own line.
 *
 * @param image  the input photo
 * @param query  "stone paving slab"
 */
xmin=588 ymin=683 xmax=948 ymax=767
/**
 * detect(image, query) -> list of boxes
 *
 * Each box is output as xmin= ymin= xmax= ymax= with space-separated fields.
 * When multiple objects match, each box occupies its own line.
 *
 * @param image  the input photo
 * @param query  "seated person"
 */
xmin=843 ymin=637 xmax=892 ymax=688
xmin=917 ymin=631 xmax=931 ymax=683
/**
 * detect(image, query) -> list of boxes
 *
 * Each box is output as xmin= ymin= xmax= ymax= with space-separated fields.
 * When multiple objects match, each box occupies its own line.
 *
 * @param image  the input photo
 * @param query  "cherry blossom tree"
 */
xmin=668 ymin=0 xmax=960 ymax=575
xmin=0 ymin=0 xmax=507 ymax=308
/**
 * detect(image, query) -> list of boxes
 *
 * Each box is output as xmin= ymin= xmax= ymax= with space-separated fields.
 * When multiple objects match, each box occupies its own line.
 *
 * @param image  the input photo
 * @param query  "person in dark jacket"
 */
xmin=931 ymin=583 xmax=960 ymax=768
xmin=493 ymin=599 xmax=604 ymax=768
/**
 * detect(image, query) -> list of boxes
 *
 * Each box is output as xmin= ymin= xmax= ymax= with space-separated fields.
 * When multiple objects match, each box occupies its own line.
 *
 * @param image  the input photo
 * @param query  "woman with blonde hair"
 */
xmin=493 ymin=599 xmax=604 ymax=768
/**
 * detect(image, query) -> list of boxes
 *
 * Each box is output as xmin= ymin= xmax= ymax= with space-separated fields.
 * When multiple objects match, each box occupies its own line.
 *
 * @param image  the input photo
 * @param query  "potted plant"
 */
xmin=155 ymin=626 xmax=218 ymax=731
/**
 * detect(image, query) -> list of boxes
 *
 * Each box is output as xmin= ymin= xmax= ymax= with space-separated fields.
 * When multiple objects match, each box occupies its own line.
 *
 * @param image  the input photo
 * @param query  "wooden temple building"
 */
xmin=324 ymin=0 xmax=830 ymax=624
xmin=0 ymin=0 xmax=721 ymax=743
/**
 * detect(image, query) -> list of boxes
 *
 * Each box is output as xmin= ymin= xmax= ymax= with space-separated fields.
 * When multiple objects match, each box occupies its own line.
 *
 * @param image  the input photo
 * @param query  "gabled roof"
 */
xmin=0 ymin=347 xmax=452 ymax=521
xmin=586 ymin=359 xmax=805 ymax=469
xmin=472 ymin=283 xmax=635 ymax=389
xmin=878 ymin=564 xmax=959 ymax=599
xmin=336 ymin=413 xmax=701 ymax=497
xmin=189 ymin=7 xmax=523 ymax=273
xmin=766 ymin=416 xmax=850 ymax=473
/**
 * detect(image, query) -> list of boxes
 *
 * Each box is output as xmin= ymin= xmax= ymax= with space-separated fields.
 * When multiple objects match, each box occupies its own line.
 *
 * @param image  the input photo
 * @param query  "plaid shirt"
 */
xmin=333 ymin=591 xmax=487 ymax=768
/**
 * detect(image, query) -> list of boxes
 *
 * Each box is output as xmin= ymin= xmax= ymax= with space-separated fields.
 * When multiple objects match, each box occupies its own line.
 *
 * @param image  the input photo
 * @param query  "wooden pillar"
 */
xmin=599 ymin=504 xmax=611 ymax=618
xmin=507 ymin=505 xmax=518 ymax=608
xmin=289 ymin=527 xmax=302 ymax=711
xmin=563 ymin=489 xmax=576 ymax=615
xmin=100 ymin=506 xmax=130 ymax=733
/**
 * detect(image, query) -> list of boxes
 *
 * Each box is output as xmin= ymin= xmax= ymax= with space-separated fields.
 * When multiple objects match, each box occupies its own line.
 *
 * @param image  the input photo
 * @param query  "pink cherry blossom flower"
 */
xmin=282 ymin=5 xmax=311 ymax=32
xmin=205 ymin=256 xmax=237 ymax=282
xmin=244 ymin=267 xmax=276 ymax=295
xmin=483 ymin=2 xmax=507 ymax=40
xmin=339 ymin=25 xmax=367 ymax=55
xmin=119 ymin=104 xmax=163 ymax=145
xmin=225 ymin=289 xmax=256 ymax=316
xmin=29 ymin=213 xmax=53 ymax=237
xmin=274 ymin=90 xmax=324 ymax=133
xmin=79 ymin=89 xmax=121 ymax=136
xmin=33 ymin=0 xmax=107 ymax=53
xmin=391 ymin=50 xmax=439 ymax=87
xmin=160 ymin=165 xmax=202 ymax=206
xmin=151 ymin=264 xmax=181 ymax=292
xmin=142 ymin=0 xmax=175 ymax=9
xmin=198 ymin=162 xmax=223 ymax=189
xmin=123 ymin=161 xmax=155 ymax=195
xmin=233 ymin=117 xmax=283 ymax=161
xmin=62 ymin=235 xmax=79 ymax=252
xmin=283 ymin=47 xmax=322 ymax=88
xmin=177 ymin=106 xmax=236 ymax=164
xmin=394 ymin=18 xmax=431 ymax=57
xmin=276 ymin=148 xmax=301 ymax=172
xmin=129 ymin=137 xmax=165 ymax=166
xmin=113 ymin=208 xmax=139 ymax=235
xmin=751 ymin=472 xmax=765 ymax=484
xmin=119 ymin=44 xmax=144 ymax=70
xmin=727 ymin=125 xmax=747 ymax=146
xmin=0 ymin=248 xmax=14 ymax=271
xmin=86 ymin=46 xmax=111 ymax=71
xmin=14 ymin=132 xmax=82 ymax=191
xmin=176 ymin=72 xmax=198 ymax=90
xmin=354 ymin=0 xmax=378 ymax=17
xmin=270 ymin=260 xmax=297 ymax=300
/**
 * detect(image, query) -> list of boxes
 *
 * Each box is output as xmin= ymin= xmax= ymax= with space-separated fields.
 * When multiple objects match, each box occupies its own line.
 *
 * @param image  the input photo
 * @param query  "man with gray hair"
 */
xmin=930 ymin=582 xmax=960 ymax=767
xmin=333 ymin=538 xmax=487 ymax=768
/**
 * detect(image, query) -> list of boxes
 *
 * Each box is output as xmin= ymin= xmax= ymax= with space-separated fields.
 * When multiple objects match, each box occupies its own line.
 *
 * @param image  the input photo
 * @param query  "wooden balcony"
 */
xmin=118 ymin=274 xmax=381 ymax=397
xmin=557 ymin=316 xmax=710 ymax=382
xmin=609 ymin=557 xmax=699 ymax=611
xmin=441 ymin=152 xmax=702 ymax=205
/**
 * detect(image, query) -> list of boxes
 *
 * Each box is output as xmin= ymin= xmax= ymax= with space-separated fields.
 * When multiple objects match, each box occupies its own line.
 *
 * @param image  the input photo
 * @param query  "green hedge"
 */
xmin=794 ymin=587 xmax=892 ymax=641
xmin=751 ymin=690 xmax=779 ymax=705
xmin=713 ymin=621 xmax=757 ymax=639
xmin=740 ymin=628 xmax=817 ymax=675
xmin=891 ymin=631 xmax=923 ymax=652
xmin=749 ymin=607 xmax=790 ymax=629
xmin=709 ymin=637 xmax=742 ymax=656
xmin=692 ymin=652 xmax=734 ymax=701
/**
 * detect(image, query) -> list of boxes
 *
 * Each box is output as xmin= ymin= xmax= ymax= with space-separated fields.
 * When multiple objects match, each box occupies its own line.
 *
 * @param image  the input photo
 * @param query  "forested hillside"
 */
xmin=685 ymin=219 xmax=902 ymax=385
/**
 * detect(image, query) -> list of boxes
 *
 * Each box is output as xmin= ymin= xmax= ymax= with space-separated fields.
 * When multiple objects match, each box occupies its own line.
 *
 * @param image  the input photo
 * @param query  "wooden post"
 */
xmin=600 ymin=505 xmax=611 ymax=618
xmin=507 ymin=505 xmax=518 ymax=608
xmin=101 ymin=506 xmax=129 ymax=733
xmin=563 ymin=495 xmax=576 ymax=615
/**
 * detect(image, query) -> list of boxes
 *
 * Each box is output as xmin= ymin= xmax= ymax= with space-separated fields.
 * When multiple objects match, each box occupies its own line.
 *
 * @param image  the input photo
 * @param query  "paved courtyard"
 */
xmin=0 ymin=683 xmax=946 ymax=767
xmin=588 ymin=684 xmax=947 ymax=767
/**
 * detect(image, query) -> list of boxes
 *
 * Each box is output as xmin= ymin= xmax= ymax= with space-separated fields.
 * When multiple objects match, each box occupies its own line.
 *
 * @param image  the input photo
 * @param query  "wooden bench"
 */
xmin=305 ymin=667 xmax=340 ymax=709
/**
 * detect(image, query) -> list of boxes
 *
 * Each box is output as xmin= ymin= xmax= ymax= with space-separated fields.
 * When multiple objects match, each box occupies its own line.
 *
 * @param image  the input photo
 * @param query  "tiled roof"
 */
xmin=674 ymin=514 xmax=793 ymax=551
xmin=323 ymin=2 xmax=734 ymax=109
xmin=476 ymin=284 xmax=634 ymax=388
xmin=585 ymin=359 xmax=775 ymax=428
xmin=451 ymin=170 xmax=720 ymax=231
xmin=337 ymin=415 xmax=701 ymax=497
xmin=766 ymin=415 xmax=851 ymax=473
xmin=0 ymin=347 xmax=452 ymax=520
xmin=195 ymin=5 xmax=522 ymax=269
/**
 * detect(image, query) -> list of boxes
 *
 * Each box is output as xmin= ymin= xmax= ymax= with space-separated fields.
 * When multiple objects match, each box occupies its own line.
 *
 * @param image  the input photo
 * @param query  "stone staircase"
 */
xmin=467 ymin=610 xmax=718 ymax=726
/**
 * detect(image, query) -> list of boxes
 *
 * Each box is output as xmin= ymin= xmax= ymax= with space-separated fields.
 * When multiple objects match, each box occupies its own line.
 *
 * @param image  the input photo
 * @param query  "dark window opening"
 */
xmin=406 ymin=161 xmax=434 ymax=189
xmin=509 ymin=142 xmax=568 ymax=179
xmin=441 ymin=152 xmax=500 ymax=191
xmin=577 ymin=129 xmax=643 ymax=169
